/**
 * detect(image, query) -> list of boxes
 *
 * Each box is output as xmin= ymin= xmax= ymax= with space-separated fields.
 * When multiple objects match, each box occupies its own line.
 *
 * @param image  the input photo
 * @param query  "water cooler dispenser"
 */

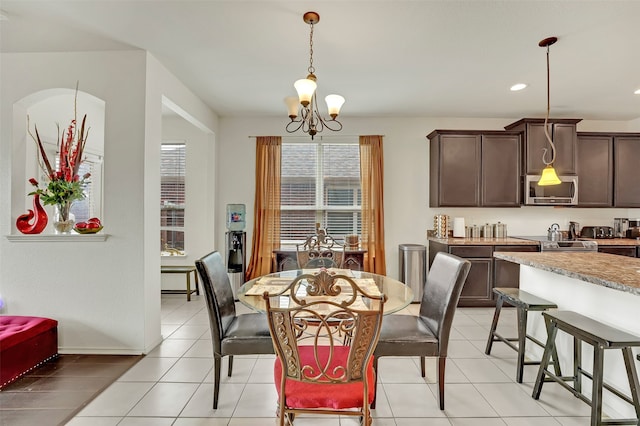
xmin=226 ymin=204 xmax=246 ymax=299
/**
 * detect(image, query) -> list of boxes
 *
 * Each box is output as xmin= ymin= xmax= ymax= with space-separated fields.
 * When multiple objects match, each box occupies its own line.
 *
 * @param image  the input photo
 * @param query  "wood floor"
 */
xmin=0 ymin=354 xmax=142 ymax=426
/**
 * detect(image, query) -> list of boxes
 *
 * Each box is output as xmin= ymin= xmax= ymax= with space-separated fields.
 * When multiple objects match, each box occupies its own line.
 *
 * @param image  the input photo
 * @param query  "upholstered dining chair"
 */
xmin=262 ymin=269 xmax=386 ymax=425
xmin=195 ymin=251 xmax=275 ymax=409
xmin=372 ymin=252 xmax=471 ymax=410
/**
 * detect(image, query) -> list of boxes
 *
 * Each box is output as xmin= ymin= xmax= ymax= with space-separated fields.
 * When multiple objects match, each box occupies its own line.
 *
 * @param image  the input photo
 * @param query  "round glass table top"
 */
xmin=238 ymin=268 xmax=414 ymax=315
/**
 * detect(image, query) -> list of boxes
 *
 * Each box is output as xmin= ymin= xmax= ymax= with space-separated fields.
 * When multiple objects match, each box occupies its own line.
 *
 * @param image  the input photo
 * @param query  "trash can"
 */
xmin=399 ymin=244 xmax=426 ymax=302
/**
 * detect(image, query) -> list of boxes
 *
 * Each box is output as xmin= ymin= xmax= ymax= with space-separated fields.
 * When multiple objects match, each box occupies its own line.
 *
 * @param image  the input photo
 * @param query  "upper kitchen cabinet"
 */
xmin=428 ymin=130 xmax=520 ymax=207
xmin=505 ymin=118 xmax=581 ymax=175
xmin=481 ymin=133 xmax=521 ymax=206
xmin=614 ymin=134 xmax=640 ymax=207
xmin=576 ymin=133 xmax=613 ymax=207
xmin=429 ymin=131 xmax=480 ymax=207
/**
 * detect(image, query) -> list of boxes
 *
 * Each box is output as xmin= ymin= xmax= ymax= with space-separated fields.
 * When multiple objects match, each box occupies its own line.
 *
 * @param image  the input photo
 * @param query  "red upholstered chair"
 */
xmin=262 ymin=269 xmax=385 ymax=426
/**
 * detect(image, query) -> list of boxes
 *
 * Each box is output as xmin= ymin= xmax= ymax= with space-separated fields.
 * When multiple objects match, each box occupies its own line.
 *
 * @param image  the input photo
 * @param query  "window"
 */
xmin=281 ymin=140 xmax=361 ymax=248
xmin=160 ymin=143 xmax=186 ymax=255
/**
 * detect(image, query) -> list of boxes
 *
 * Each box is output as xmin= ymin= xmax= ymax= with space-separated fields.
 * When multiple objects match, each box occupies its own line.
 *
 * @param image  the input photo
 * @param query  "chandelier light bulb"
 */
xmin=325 ymin=94 xmax=345 ymax=119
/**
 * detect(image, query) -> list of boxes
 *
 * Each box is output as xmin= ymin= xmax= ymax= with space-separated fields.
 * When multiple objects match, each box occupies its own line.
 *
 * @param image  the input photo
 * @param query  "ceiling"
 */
xmin=2 ymin=1 xmax=639 ymax=122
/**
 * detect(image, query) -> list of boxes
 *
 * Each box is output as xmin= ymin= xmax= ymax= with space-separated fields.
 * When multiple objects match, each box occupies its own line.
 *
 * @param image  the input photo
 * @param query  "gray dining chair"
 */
xmin=372 ymin=252 xmax=471 ymax=410
xmin=195 ymin=250 xmax=275 ymax=409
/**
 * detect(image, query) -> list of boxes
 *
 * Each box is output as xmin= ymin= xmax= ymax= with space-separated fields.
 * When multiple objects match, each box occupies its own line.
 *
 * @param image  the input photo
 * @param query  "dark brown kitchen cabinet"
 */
xmin=597 ymin=246 xmax=637 ymax=258
xmin=429 ymin=241 xmax=539 ymax=307
xmin=445 ymin=244 xmax=494 ymax=307
xmin=429 ymin=132 xmax=481 ymax=207
xmin=458 ymin=258 xmax=493 ymax=304
xmin=505 ymin=118 xmax=581 ymax=175
xmin=428 ymin=130 xmax=520 ymax=207
xmin=481 ymin=134 xmax=521 ymax=206
xmin=614 ymin=135 xmax=640 ymax=207
xmin=576 ymin=133 xmax=613 ymax=207
xmin=493 ymin=245 xmax=540 ymax=291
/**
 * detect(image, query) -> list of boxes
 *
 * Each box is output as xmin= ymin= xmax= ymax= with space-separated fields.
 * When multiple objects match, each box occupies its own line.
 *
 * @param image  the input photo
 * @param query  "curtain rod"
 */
xmin=247 ymin=135 xmax=385 ymax=139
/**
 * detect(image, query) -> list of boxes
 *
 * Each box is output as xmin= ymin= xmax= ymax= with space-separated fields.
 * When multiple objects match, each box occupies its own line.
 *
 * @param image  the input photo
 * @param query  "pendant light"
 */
xmin=537 ymin=36 xmax=562 ymax=186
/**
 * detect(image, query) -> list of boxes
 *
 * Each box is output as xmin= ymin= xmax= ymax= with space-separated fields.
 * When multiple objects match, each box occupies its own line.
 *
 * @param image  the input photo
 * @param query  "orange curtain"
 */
xmin=359 ymin=135 xmax=386 ymax=275
xmin=246 ymin=136 xmax=281 ymax=280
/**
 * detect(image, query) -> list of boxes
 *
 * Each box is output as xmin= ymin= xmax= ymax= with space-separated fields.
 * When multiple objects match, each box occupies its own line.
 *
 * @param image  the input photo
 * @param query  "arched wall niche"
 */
xmin=13 ymin=88 xmax=106 ymax=233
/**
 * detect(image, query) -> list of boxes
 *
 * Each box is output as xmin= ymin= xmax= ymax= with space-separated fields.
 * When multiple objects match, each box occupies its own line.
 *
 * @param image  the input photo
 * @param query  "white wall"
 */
xmin=218 ymin=116 xmax=639 ymax=281
xmin=1 ymin=51 xmax=218 ymax=354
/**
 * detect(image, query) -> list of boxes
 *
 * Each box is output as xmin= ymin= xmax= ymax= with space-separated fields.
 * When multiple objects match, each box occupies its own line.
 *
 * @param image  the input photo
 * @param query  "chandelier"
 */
xmin=537 ymin=36 xmax=562 ymax=186
xmin=284 ymin=11 xmax=345 ymax=140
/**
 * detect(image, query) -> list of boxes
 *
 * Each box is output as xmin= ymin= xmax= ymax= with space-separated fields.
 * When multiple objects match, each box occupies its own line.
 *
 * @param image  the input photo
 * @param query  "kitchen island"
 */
xmin=493 ymin=251 xmax=640 ymax=419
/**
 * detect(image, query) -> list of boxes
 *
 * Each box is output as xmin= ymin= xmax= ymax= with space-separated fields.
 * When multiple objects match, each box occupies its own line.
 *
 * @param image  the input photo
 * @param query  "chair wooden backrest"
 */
xmin=262 ymin=269 xmax=385 ymax=424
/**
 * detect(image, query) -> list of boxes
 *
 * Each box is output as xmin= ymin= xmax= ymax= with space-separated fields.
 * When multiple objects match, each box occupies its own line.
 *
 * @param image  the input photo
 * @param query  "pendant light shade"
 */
xmin=325 ymin=94 xmax=345 ymax=118
xmin=538 ymin=164 xmax=562 ymax=186
xmin=294 ymin=78 xmax=317 ymax=107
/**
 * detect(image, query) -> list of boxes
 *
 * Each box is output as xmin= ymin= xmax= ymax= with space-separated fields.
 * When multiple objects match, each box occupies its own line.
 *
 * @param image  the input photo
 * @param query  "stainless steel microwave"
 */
xmin=524 ymin=175 xmax=578 ymax=206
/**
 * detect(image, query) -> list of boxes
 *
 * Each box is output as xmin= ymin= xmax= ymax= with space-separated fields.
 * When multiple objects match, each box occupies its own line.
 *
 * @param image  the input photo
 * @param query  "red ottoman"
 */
xmin=0 ymin=316 xmax=58 ymax=389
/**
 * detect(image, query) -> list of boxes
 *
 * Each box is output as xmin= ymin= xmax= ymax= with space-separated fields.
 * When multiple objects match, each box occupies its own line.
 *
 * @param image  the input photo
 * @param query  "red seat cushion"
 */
xmin=0 ymin=316 xmax=58 ymax=351
xmin=274 ymin=345 xmax=375 ymax=409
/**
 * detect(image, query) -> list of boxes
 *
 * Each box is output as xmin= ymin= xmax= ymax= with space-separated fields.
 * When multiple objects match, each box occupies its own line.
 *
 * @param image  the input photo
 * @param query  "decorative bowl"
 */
xmin=74 ymin=225 xmax=103 ymax=234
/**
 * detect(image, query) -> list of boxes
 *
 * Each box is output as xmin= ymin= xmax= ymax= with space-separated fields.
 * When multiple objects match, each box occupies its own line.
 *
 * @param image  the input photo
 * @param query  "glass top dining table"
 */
xmin=237 ymin=268 xmax=414 ymax=314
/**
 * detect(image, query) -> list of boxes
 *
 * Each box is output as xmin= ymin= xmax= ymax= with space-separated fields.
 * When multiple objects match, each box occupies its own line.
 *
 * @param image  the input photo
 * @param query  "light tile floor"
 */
xmin=67 ymin=294 xmax=596 ymax=425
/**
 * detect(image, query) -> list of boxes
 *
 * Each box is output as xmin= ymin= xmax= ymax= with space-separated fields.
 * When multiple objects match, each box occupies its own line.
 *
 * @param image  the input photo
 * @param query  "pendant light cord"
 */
xmin=542 ymin=43 xmax=556 ymax=166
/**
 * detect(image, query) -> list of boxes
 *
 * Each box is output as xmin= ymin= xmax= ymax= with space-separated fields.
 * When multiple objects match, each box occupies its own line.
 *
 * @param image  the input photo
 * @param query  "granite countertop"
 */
xmin=427 ymin=237 xmax=539 ymax=246
xmin=493 ymin=251 xmax=640 ymax=296
xmin=578 ymin=238 xmax=640 ymax=246
xmin=428 ymin=236 xmax=640 ymax=246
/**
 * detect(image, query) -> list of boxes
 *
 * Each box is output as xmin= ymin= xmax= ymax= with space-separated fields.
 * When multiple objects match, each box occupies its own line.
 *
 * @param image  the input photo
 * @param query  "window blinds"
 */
xmin=281 ymin=142 xmax=361 ymax=246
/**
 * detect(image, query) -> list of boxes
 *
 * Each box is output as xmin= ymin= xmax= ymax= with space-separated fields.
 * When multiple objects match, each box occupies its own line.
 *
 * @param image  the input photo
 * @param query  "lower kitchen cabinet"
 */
xmin=494 ymin=245 xmax=540 ymax=289
xmin=457 ymin=257 xmax=493 ymax=305
xmin=597 ymin=246 xmax=637 ymax=258
xmin=428 ymin=241 xmax=538 ymax=307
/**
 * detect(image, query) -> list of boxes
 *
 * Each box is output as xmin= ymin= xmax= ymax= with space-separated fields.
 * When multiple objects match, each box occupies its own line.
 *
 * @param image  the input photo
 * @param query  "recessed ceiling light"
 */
xmin=510 ymin=83 xmax=527 ymax=91
xmin=635 ymin=89 xmax=640 ymax=95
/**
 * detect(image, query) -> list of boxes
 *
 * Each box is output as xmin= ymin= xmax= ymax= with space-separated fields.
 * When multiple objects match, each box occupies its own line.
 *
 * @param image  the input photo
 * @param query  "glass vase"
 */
xmin=53 ymin=201 xmax=75 ymax=234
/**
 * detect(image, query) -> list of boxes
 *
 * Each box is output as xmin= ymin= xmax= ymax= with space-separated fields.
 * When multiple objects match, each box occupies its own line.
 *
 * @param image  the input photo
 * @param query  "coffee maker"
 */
xmin=614 ymin=218 xmax=640 ymax=238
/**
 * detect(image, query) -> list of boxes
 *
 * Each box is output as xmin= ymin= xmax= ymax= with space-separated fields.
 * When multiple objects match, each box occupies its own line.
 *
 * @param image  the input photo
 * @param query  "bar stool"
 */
xmin=485 ymin=287 xmax=560 ymax=383
xmin=532 ymin=310 xmax=640 ymax=426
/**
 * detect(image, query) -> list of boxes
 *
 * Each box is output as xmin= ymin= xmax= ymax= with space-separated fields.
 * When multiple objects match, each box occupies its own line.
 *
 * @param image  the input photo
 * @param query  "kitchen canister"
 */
xmin=471 ymin=225 xmax=481 ymax=239
xmin=434 ymin=214 xmax=449 ymax=238
xmin=453 ymin=217 xmax=465 ymax=238
xmin=494 ymin=222 xmax=507 ymax=238
xmin=482 ymin=223 xmax=493 ymax=238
